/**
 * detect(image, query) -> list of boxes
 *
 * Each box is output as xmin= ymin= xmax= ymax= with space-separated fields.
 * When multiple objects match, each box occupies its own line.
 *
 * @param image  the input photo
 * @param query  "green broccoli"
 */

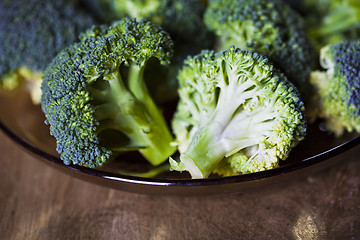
xmin=170 ymin=47 xmax=306 ymax=179
xmin=41 ymin=18 xmax=176 ymax=168
xmin=309 ymin=40 xmax=360 ymax=136
xmin=0 ymin=0 xmax=96 ymax=103
xmin=304 ymin=0 xmax=360 ymax=50
xmin=83 ymin=0 xmax=214 ymax=101
xmin=203 ymin=0 xmax=316 ymax=103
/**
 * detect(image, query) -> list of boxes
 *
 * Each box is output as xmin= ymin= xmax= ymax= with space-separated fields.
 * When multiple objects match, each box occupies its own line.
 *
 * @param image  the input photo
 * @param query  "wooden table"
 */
xmin=1 ymin=129 xmax=360 ymax=240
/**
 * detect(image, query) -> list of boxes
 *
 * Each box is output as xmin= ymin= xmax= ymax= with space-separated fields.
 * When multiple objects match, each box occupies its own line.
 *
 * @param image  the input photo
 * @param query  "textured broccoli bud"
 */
xmin=204 ymin=0 xmax=317 ymax=103
xmin=0 ymin=0 xmax=96 ymax=97
xmin=41 ymin=18 xmax=176 ymax=168
xmin=83 ymin=0 xmax=214 ymax=101
xmin=309 ymin=40 xmax=360 ymax=136
xmin=170 ymin=47 xmax=306 ymax=178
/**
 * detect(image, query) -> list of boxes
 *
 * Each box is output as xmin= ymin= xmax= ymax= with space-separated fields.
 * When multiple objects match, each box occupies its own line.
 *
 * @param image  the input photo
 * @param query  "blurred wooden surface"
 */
xmin=1 ymin=129 xmax=360 ymax=240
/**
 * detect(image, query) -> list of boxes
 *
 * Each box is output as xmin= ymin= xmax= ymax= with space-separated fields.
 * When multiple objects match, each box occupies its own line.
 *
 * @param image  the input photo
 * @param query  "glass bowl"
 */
xmin=1 ymin=88 xmax=360 ymax=196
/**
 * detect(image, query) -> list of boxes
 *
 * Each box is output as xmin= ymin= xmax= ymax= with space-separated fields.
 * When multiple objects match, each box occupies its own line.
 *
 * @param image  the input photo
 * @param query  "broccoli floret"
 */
xmin=83 ymin=0 xmax=214 ymax=101
xmin=204 ymin=0 xmax=317 ymax=103
xmin=0 ymin=67 xmax=44 ymax=104
xmin=170 ymin=47 xmax=306 ymax=179
xmin=309 ymin=40 xmax=360 ymax=136
xmin=0 ymin=0 xmax=96 ymax=103
xmin=41 ymin=18 xmax=176 ymax=168
xmin=304 ymin=0 xmax=360 ymax=50
xmin=0 ymin=68 xmax=41 ymax=92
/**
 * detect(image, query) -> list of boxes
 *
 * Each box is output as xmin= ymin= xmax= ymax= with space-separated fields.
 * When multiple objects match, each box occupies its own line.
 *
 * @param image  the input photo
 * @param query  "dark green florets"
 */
xmin=309 ymin=40 xmax=360 ymax=135
xmin=41 ymin=46 xmax=108 ymax=167
xmin=0 ymin=0 xmax=96 ymax=86
xmin=332 ymin=41 xmax=360 ymax=110
xmin=41 ymin=18 xmax=176 ymax=168
xmin=204 ymin=0 xmax=316 ymax=102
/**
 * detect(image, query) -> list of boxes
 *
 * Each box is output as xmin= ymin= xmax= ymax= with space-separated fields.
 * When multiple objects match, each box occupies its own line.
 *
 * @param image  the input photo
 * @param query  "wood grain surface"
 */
xmin=1 ymin=129 xmax=360 ymax=240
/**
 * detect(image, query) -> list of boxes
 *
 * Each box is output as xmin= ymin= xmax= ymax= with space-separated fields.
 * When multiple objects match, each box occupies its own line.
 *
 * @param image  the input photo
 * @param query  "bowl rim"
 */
xmin=2 ymin=118 xmax=360 ymax=188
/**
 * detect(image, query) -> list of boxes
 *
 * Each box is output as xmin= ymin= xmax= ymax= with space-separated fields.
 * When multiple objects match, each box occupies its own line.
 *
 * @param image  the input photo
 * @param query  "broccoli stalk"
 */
xmin=89 ymin=65 xmax=174 ymax=163
xmin=304 ymin=0 xmax=360 ymax=50
xmin=170 ymin=47 xmax=306 ymax=178
xmin=41 ymin=18 xmax=176 ymax=168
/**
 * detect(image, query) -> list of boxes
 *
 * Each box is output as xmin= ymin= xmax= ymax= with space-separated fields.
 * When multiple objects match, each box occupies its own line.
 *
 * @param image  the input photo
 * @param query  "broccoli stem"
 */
xmin=128 ymin=62 xmax=169 ymax=129
xmin=318 ymin=11 xmax=358 ymax=35
xmin=179 ymin=64 xmax=278 ymax=178
xmin=127 ymin=63 xmax=176 ymax=164
xmin=179 ymin=121 xmax=228 ymax=178
xmin=181 ymin=106 xmax=275 ymax=178
xmin=93 ymin=67 xmax=175 ymax=165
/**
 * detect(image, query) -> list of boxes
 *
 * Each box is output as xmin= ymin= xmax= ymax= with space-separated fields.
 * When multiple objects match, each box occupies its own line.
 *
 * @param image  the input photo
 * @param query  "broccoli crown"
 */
xmin=304 ymin=0 xmax=360 ymax=50
xmin=170 ymin=47 xmax=306 ymax=178
xmin=84 ymin=0 xmax=214 ymax=101
xmin=41 ymin=18 xmax=176 ymax=168
xmin=309 ymin=40 xmax=360 ymax=135
xmin=0 ymin=0 xmax=96 ymax=79
xmin=204 ymin=0 xmax=316 ymax=101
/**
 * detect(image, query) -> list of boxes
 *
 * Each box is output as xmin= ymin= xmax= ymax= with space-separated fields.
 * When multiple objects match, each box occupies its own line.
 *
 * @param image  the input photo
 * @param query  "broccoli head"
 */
xmin=170 ymin=47 xmax=306 ymax=179
xmin=0 ymin=0 xmax=96 ymax=102
xmin=309 ymin=40 xmax=360 ymax=136
xmin=83 ymin=0 xmax=214 ymax=101
xmin=41 ymin=18 xmax=176 ymax=168
xmin=204 ymin=0 xmax=317 ymax=102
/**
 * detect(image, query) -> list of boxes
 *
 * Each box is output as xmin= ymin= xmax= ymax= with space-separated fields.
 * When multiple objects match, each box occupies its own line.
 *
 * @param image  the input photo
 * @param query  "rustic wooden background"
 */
xmin=1 ymin=129 xmax=360 ymax=240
